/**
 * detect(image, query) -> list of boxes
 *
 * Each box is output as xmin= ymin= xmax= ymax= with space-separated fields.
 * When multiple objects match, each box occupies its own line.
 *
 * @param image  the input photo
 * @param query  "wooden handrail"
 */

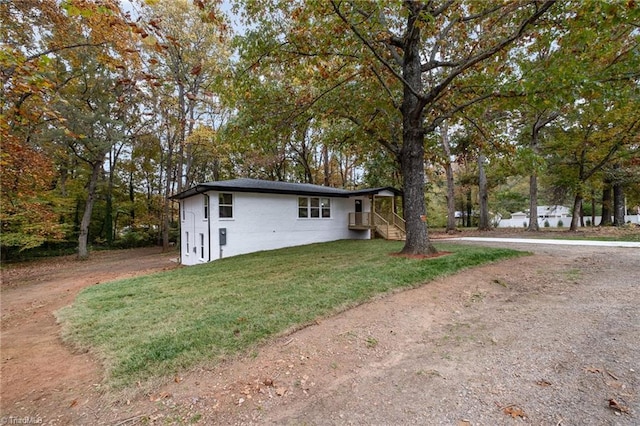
xmin=373 ymin=212 xmax=390 ymax=238
xmin=392 ymin=212 xmax=406 ymax=233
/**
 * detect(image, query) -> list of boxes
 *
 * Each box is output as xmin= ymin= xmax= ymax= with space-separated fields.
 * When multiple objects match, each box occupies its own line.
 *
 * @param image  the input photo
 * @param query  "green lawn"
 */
xmin=58 ymin=239 xmax=524 ymax=388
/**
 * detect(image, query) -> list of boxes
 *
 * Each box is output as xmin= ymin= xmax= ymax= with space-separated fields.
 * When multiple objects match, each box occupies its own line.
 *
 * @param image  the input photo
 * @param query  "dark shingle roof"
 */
xmin=171 ymin=178 xmax=400 ymax=200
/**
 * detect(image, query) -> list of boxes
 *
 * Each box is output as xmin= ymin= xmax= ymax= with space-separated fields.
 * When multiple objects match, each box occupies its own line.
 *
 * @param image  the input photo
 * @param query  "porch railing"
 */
xmin=348 ymin=212 xmax=372 ymax=228
xmin=348 ymin=211 xmax=406 ymax=239
xmin=372 ymin=212 xmax=390 ymax=237
xmin=375 ymin=211 xmax=405 ymax=231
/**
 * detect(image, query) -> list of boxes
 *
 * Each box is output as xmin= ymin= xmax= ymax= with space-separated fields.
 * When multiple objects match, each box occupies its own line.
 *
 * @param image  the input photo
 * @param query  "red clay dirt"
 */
xmin=1 ymin=247 xmax=179 ymax=423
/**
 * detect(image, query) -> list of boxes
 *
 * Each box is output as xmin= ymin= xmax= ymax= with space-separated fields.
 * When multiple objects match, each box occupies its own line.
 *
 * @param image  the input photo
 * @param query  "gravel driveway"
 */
xmin=198 ymin=242 xmax=639 ymax=425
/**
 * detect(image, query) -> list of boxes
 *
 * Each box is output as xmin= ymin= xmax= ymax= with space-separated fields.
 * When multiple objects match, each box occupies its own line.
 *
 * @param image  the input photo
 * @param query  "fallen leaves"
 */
xmin=149 ymin=392 xmax=172 ymax=402
xmin=583 ymin=365 xmax=632 ymax=416
xmin=503 ymin=405 xmax=526 ymax=419
xmin=608 ymin=398 xmax=630 ymax=414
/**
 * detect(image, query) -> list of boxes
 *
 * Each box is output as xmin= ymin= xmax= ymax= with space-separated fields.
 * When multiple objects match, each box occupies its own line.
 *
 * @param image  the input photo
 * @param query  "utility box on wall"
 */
xmin=219 ymin=228 xmax=227 ymax=246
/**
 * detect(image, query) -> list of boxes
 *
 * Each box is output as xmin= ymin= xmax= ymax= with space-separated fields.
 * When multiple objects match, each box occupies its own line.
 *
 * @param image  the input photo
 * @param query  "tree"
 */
xmin=51 ymin=51 xmax=134 ymax=258
xmin=1 ymin=0 xmax=139 ymax=257
xmin=438 ymin=121 xmax=457 ymax=232
xmin=541 ymin=2 xmax=640 ymax=231
xmin=230 ymin=1 xmax=555 ymax=254
xmin=141 ymin=0 xmax=230 ymax=250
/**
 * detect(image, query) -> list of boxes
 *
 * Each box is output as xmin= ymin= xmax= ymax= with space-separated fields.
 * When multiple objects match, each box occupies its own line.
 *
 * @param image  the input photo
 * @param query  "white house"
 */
xmin=171 ymin=178 xmax=404 ymax=265
xmin=499 ymin=205 xmax=571 ymax=228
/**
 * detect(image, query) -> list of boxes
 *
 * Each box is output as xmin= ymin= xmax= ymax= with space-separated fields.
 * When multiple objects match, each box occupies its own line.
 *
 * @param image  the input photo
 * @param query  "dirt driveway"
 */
xmin=1 ymin=240 xmax=638 ymax=425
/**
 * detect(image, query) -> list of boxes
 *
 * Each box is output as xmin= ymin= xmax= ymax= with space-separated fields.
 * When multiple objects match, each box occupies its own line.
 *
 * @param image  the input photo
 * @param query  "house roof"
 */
xmin=170 ymin=178 xmax=401 ymax=200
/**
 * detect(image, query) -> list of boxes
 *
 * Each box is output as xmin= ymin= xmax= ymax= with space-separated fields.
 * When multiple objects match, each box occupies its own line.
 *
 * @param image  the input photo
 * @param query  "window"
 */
xmin=182 ymin=202 xmax=185 ymax=221
xmin=199 ymin=233 xmax=205 ymax=259
xmin=298 ymin=197 xmax=330 ymax=218
xmin=298 ymin=197 xmax=308 ymax=218
xmin=203 ymin=196 xmax=209 ymax=219
xmin=185 ymin=232 xmax=190 ymax=255
xmin=219 ymin=193 xmax=233 ymax=218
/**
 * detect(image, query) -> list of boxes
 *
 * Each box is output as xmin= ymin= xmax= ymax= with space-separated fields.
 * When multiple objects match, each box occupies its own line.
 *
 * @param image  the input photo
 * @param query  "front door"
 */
xmin=355 ymin=199 xmax=363 ymax=226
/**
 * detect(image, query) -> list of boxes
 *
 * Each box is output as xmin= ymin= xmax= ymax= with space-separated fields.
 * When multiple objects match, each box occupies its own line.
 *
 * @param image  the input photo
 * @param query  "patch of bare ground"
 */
xmin=1 ymin=247 xmax=179 ymax=424
xmin=1 ymin=233 xmax=638 ymax=425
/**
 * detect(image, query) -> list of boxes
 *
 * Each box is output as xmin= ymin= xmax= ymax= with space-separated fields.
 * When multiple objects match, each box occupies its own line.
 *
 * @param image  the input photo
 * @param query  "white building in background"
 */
xmin=499 ymin=205 xmax=570 ymax=228
xmin=499 ymin=205 xmax=640 ymax=228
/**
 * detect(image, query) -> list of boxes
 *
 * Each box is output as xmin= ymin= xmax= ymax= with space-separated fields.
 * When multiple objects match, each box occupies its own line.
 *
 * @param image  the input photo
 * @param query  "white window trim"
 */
xmin=219 ymin=193 xmax=234 ymax=220
xmin=298 ymin=196 xmax=331 ymax=219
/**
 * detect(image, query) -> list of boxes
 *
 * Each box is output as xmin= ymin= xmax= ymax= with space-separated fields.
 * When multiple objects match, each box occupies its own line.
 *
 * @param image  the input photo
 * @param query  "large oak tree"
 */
xmin=233 ymin=0 xmax=555 ymax=254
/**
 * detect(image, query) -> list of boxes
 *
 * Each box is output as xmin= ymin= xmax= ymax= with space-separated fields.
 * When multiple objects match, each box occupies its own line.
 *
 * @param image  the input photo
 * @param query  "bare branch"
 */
xmin=330 ymin=0 xmax=424 ymax=100
xmin=277 ymin=70 xmax=360 ymax=129
xmin=419 ymin=1 xmax=556 ymax=111
xmin=427 ymin=92 xmax=495 ymax=133
xmin=369 ymin=65 xmax=400 ymax=109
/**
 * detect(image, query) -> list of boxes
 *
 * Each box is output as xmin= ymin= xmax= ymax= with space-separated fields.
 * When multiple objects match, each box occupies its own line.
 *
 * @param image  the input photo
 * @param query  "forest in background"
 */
xmin=2 ymin=0 xmax=639 ymax=261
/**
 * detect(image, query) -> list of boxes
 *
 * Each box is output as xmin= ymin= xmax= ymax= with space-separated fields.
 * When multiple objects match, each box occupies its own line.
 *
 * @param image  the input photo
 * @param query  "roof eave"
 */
xmin=171 ymin=184 xmax=351 ymax=199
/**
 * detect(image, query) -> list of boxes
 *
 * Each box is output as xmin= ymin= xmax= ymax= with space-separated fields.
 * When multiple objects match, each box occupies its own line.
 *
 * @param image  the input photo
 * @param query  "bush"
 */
xmin=557 ymin=219 xmax=564 ymax=228
xmin=586 ymin=218 xmax=592 ymax=227
xmin=1 ymin=241 xmax=77 ymax=262
xmin=113 ymin=229 xmax=157 ymax=249
xmin=544 ymin=220 xmax=550 ymax=228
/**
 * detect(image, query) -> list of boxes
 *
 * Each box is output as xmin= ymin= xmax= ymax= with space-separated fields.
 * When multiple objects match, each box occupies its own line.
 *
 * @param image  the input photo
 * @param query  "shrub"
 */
xmin=544 ymin=220 xmax=550 ymax=228
xmin=113 ymin=229 xmax=156 ymax=249
xmin=557 ymin=219 xmax=564 ymax=228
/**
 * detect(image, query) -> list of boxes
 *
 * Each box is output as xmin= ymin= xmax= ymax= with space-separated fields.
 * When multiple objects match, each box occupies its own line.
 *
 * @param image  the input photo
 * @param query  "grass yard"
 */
xmin=58 ymin=239 xmax=524 ymax=388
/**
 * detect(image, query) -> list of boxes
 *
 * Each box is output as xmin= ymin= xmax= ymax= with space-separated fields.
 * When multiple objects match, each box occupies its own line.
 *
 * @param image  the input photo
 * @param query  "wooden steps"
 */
xmin=375 ymin=224 xmax=406 ymax=241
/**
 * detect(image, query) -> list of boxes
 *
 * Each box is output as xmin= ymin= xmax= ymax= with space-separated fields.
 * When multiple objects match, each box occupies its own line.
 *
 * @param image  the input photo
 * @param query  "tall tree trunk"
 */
xmin=184 ymin=101 xmax=197 ymax=189
xmin=105 ymin=192 xmax=113 ymax=245
xmin=601 ymin=180 xmax=612 ymax=226
xmin=477 ymin=153 xmax=490 ymax=230
xmin=176 ymin=83 xmax=186 ymax=194
xmin=569 ymin=193 xmax=583 ymax=231
xmin=440 ymin=122 xmax=456 ymax=232
xmin=78 ymin=160 xmax=103 ymax=259
xmin=400 ymin=136 xmax=433 ymax=254
xmin=528 ymin=173 xmax=539 ymax=231
xmin=105 ymin=151 xmax=115 ymax=246
xmin=528 ymin=111 xmax=559 ymax=231
xmin=162 ymin=141 xmax=174 ymax=252
xmin=323 ymin=144 xmax=330 ymax=186
xmin=129 ymin=169 xmax=135 ymax=224
xmin=613 ymin=182 xmax=625 ymax=226
xmin=399 ymin=5 xmax=434 ymax=255
xmin=590 ymin=190 xmax=596 ymax=227
xmin=466 ymin=190 xmax=472 ymax=228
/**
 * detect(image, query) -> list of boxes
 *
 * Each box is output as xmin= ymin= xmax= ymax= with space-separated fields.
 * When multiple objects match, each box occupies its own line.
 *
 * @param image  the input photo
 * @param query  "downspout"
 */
xmin=178 ymin=200 xmax=182 ymax=264
xmin=191 ymin=185 xmax=211 ymax=262
xmin=205 ymin=194 xmax=211 ymax=262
